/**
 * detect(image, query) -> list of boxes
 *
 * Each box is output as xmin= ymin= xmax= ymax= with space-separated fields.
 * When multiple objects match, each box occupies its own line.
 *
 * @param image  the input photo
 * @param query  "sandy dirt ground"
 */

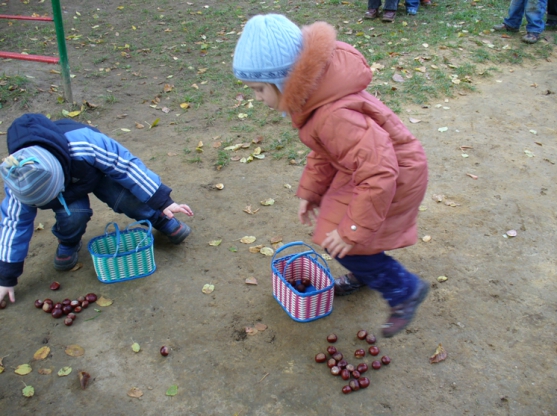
xmin=1 ymin=3 xmax=557 ymax=415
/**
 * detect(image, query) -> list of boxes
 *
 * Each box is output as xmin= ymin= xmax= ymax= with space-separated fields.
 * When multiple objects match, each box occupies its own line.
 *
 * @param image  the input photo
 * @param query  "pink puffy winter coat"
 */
xmin=279 ymin=22 xmax=428 ymax=256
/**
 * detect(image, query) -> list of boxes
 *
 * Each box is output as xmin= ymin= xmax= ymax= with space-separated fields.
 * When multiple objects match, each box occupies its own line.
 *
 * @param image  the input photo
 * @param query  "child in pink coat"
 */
xmin=233 ymin=14 xmax=429 ymax=337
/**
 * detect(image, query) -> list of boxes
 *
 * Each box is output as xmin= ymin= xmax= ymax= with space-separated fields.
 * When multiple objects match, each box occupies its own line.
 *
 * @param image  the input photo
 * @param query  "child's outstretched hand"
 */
xmin=298 ymin=199 xmax=319 ymax=226
xmin=322 ymin=229 xmax=353 ymax=259
xmin=163 ymin=203 xmax=194 ymax=219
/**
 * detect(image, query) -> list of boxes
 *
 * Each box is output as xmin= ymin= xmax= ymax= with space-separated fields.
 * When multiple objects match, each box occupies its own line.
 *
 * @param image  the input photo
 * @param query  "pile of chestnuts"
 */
xmin=34 ymin=290 xmax=98 ymax=327
xmin=315 ymin=330 xmax=392 ymax=394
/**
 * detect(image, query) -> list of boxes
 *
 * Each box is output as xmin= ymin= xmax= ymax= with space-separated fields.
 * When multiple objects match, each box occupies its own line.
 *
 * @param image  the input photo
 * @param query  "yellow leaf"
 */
xmin=260 ymin=247 xmax=274 ymax=256
xmin=149 ymin=118 xmax=160 ymax=129
xmin=22 ymin=385 xmax=34 ymax=397
xmin=191 ymin=84 xmax=199 ymax=89
xmin=128 ymin=387 xmax=143 ymax=398
xmin=96 ymin=296 xmax=113 ymax=307
xmin=132 ymin=343 xmax=140 ymax=353
xmin=245 ymin=277 xmax=258 ymax=285
xmin=57 ymin=366 xmax=72 ymax=376
xmin=15 ymin=364 xmax=32 ymax=375
xmin=260 ymin=198 xmax=275 ymax=206
xmin=249 ymin=245 xmax=263 ymax=253
xmin=38 ymin=368 xmax=52 ymax=375
xmin=209 ymin=239 xmax=222 ymax=246
xmin=180 ymin=102 xmax=190 ymax=109
xmin=65 ymin=344 xmax=85 ymax=357
xmin=240 ymin=236 xmax=256 ymax=244
xmin=202 ymin=284 xmax=214 ymax=294
xmin=33 ymin=346 xmax=50 ymax=361
xmin=121 ymin=128 xmax=131 ymax=132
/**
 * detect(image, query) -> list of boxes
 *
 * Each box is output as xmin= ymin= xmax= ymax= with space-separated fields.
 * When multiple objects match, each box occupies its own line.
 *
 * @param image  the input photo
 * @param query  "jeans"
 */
xmin=52 ymin=176 xmax=178 ymax=247
xmin=335 ymin=252 xmax=419 ymax=307
xmin=368 ymin=0 xmax=399 ymax=10
xmin=504 ymin=0 xmax=547 ymax=33
xmin=404 ymin=0 xmax=419 ymax=13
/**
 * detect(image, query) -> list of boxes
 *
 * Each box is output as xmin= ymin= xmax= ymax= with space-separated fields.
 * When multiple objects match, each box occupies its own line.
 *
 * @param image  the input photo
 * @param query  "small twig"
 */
xmin=259 ymin=372 xmax=269 ymax=383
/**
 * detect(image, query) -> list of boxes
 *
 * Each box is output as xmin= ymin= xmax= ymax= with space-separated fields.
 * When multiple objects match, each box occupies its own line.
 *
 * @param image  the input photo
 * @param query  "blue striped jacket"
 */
xmin=0 ymin=114 xmax=174 ymax=286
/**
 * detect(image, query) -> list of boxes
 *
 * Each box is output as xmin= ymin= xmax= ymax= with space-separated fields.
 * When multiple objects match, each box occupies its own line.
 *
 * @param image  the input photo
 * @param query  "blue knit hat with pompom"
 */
xmin=233 ymin=14 xmax=303 ymax=92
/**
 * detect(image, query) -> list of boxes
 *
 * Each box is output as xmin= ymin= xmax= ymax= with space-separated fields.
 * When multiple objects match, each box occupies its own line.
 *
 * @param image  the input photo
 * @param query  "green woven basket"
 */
xmin=88 ymin=220 xmax=156 ymax=283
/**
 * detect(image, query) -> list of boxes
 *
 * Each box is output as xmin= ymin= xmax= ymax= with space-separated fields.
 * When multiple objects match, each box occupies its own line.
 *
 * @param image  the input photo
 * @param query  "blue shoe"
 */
xmin=334 ymin=273 xmax=364 ymax=296
xmin=167 ymin=221 xmax=191 ymax=244
xmin=407 ymin=8 xmax=418 ymax=15
xmin=54 ymin=241 xmax=82 ymax=271
xmin=381 ymin=279 xmax=429 ymax=337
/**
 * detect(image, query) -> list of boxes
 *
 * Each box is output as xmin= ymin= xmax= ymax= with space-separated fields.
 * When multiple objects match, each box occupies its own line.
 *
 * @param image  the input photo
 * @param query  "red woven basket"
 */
xmin=271 ymin=242 xmax=334 ymax=322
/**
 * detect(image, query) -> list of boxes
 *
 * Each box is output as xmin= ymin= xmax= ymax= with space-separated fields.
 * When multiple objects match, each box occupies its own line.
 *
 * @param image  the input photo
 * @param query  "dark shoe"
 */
xmin=334 ymin=273 xmax=364 ymax=296
xmin=364 ymin=8 xmax=379 ymax=19
xmin=382 ymin=10 xmax=397 ymax=22
xmin=167 ymin=221 xmax=191 ymax=244
xmin=493 ymin=23 xmax=519 ymax=32
xmin=421 ymin=0 xmax=432 ymax=5
xmin=522 ymin=32 xmax=540 ymax=43
xmin=381 ymin=279 xmax=429 ymax=338
xmin=54 ymin=241 xmax=82 ymax=271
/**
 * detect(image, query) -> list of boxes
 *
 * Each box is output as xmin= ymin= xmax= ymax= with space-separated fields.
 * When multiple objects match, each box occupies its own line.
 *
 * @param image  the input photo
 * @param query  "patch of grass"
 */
xmin=0 ymin=75 xmax=35 ymax=109
xmin=215 ymin=150 xmax=230 ymax=170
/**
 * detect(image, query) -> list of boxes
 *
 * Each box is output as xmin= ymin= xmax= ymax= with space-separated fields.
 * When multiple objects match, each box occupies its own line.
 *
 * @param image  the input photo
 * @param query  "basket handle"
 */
xmin=272 ymin=241 xmax=330 ymax=282
xmin=104 ymin=222 xmax=122 ymax=258
xmin=125 ymin=220 xmax=153 ymax=252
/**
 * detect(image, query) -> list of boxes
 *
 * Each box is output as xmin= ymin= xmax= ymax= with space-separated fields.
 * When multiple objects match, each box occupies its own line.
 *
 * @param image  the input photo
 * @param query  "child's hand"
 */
xmin=0 ymin=285 xmax=15 ymax=304
xmin=321 ymin=229 xmax=353 ymax=259
xmin=298 ymin=199 xmax=319 ymax=226
xmin=163 ymin=203 xmax=194 ymax=219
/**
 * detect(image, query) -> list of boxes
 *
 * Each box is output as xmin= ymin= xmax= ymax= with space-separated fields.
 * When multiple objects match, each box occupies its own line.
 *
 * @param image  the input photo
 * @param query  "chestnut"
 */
xmin=70 ymin=300 xmax=80 ymax=307
xmin=326 ymin=346 xmax=337 ymax=355
xmin=352 ymin=370 xmax=361 ymax=379
xmin=295 ymin=283 xmax=306 ymax=293
xmin=67 ymin=312 xmax=77 ymax=320
xmin=73 ymin=306 xmax=82 ymax=313
xmin=315 ymin=353 xmax=327 ymax=363
xmin=342 ymin=385 xmax=352 ymax=394
xmin=359 ymin=377 xmax=370 ymax=388
xmin=354 ymin=349 xmax=366 ymax=359
xmin=77 ymin=296 xmax=85 ymax=303
xmin=368 ymin=346 xmax=380 ymax=356
xmin=85 ymin=293 xmax=97 ymax=302
xmin=62 ymin=299 xmax=71 ymax=306
xmin=357 ymin=329 xmax=368 ymax=340
xmin=301 ymin=277 xmax=312 ymax=287
xmin=34 ymin=299 xmax=44 ymax=308
xmin=81 ymin=300 xmax=89 ymax=309
xmin=357 ymin=363 xmax=369 ymax=373
xmin=50 ymin=281 xmax=61 ymax=290
xmin=42 ymin=302 xmax=53 ymax=313
xmin=327 ymin=358 xmax=336 ymax=368
xmin=330 ymin=366 xmax=340 ymax=376
xmin=371 ymin=360 xmax=381 ymax=370
xmin=64 ymin=317 xmax=73 ymax=326
xmin=160 ymin=346 xmax=170 ymax=357
xmin=51 ymin=308 xmax=63 ymax=319
xmin=365 ymin=334 xmax=377 ymax=344
xmin=43 ymin=299 xmax=53 ymax=305
xmin=62 ymin=305 xmax=73 ymax=315
xmin=337 ymin=359 xmax=347 ymax=369
xmin=332 ymin=352 xmax=343 ymax=362
xmin=340 ymin=369 xmax=350 ymax=380
xmin=326 ymin=333 xmax=338 ymax=343
xmin=54 ymin=303 xmax=63 ymax=309
xmin=349 ymin=379 xmax=360 ymax=391
xmin=0 ymin=300 xmax=6 ymax=309
xmin=381 ymin=355 xmax=391 ymax=365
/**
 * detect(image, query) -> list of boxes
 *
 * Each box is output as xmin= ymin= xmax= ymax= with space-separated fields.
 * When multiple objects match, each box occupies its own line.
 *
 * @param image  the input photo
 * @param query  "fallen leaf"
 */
xmin=437 ymin=275 xmax=448 ymax=282
xmin=163 ymin=83 xmax=174 ymax=93
xmin=422 ymin=235 xmax=432 ymax=242
xmin=240 ymin=236 xmax=256 ymax=244
xmin=208 ymin=239 xmax=222 ymax=246
xmin=33 ymin=346 xmax=50 ymax=361
xmin=524 ymin=149 xmax=535 ymax=157
xmin=78 ymin=371 xmax=91 ymax=389
xmin=506 ymin=229 xmax=517 ymax=237
xmin=38 ymin=368 xmax=52 ymax=375
xmin=438 ymin=127 xmax=448 ymax=132
xmin=466 ymin=173 xmax=478 ymax=180
xmin=260 ymin=198 xmax=275 ymax=206
xmin=15 ymin=364 xmax=32 ymax=375
xmin=121 ymin=128 xmax=131 ymax=132
xmin=245 ymin=327 xmax=258 ymax=336
xmin=243 ymin=205 xmax=260 ymax=215
xmin=254 ymin=323 xmax=267 ymax=331
xmin=322 ymin=253 xmax=333 ymax=261
xmin=128 ymin=387 xmax=143 ymax=398
xmin=180 ymin=103 xmax=190 ymax=109
xmin=149 ymin=118 xmax=160 ymax=129
xmin=58 ymin=366 xmax=72 ymax=376
xmin=260 ymin=247 xmax=274 ymax=256
xmin=409 ymin=117 xmax=421 ymax=123
xmin=65 ymin=345 xmax=85 ymax=357
xmin=70 ymin=262 xmax=83 ymax=272
xmin=22 ymin=385 xmax=34 ymax=397
xmin=430 ymin=343 xmax=448 ymax=363
xmin=245 ymin=277 xmax=258 ymax=285
xmin=213 ymin=183 xmax=224 ymax=190
xmin=228 ymin=246 xmax=238 ymax=252
xmin=166 ymin=385 xmax=178 ymax=396
xmin=253 ymin=136 xmax=263 ymax=144
xmin=249 ymin=244 xmax=263 ymax=253
xmin=35 ymin=223 xmax=44 ymax=230
xmin=392 ymin=74 xmax=405 ymax=83
xmin=135 ymin=122 xmax=145 ymax=129
xmin=132 ymin=343 xmax=141 ymax=353
xmin=270 ymin=235 xmax=283 ymax=244
xmin=202 ymin=284 xmax=214 ymax=294
xmin=96 ymin=296 xmax=113 ymax=307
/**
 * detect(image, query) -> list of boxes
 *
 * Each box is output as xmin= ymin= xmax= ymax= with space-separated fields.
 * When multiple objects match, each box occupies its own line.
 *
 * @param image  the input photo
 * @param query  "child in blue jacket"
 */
xmin=0 ymin=113 xmax=193 ymax=304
